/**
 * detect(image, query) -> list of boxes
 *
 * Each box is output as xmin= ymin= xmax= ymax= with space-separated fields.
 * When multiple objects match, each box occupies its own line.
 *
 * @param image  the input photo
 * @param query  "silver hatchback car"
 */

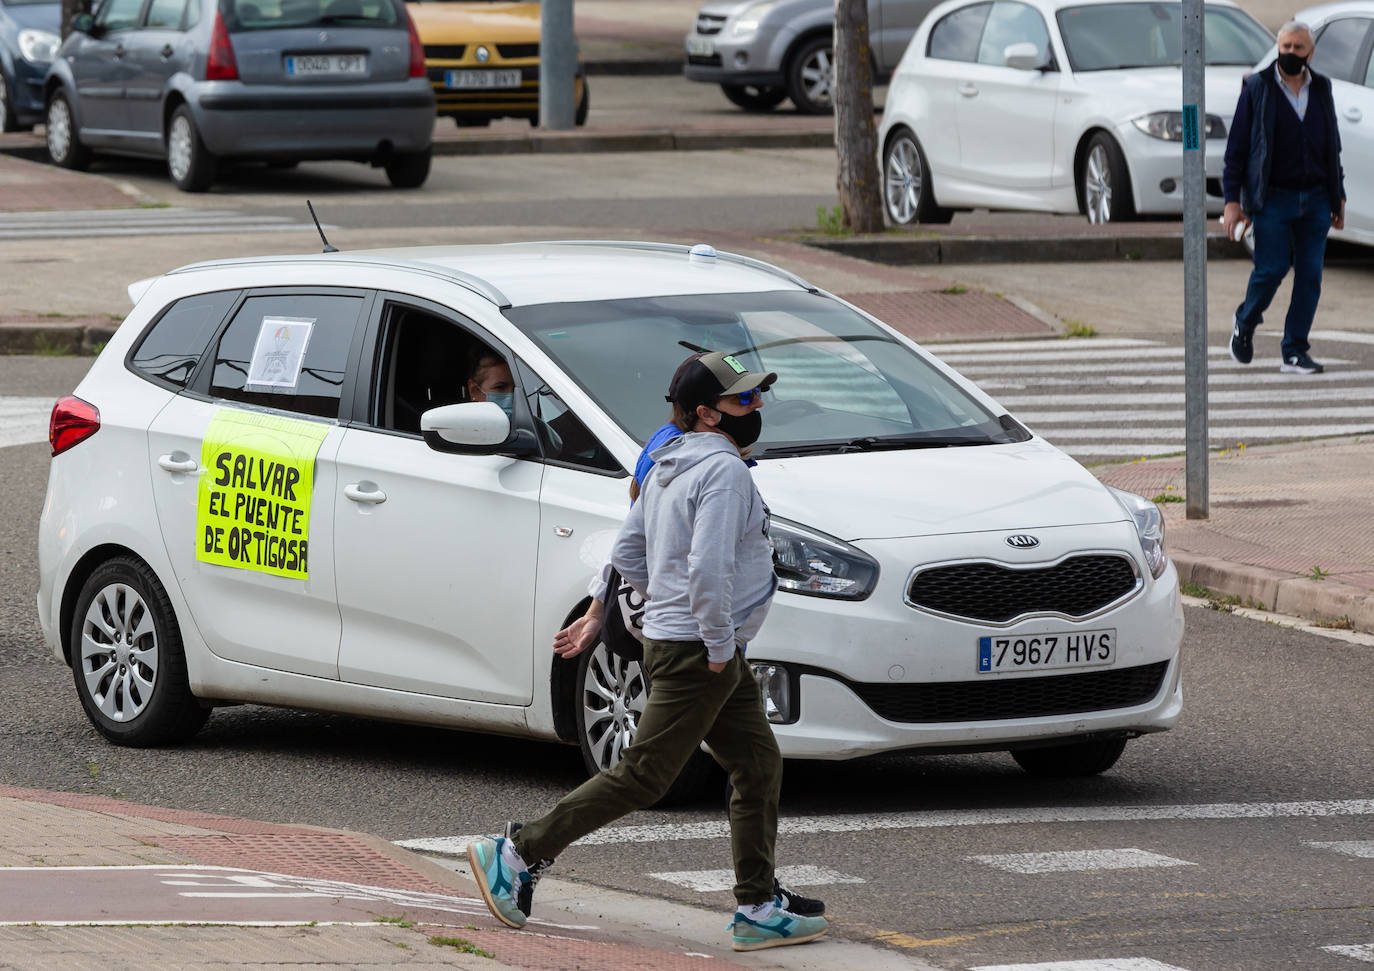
xmin=44 ymin=0 xmax=435 ymax=190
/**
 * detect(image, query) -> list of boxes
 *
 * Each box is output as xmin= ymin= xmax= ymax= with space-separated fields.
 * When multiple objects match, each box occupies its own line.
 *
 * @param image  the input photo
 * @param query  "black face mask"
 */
xmin=1276 ymin=51 xmax=1308 ymax=76
xmin=713 ymin=409 xmax=762 ymax=448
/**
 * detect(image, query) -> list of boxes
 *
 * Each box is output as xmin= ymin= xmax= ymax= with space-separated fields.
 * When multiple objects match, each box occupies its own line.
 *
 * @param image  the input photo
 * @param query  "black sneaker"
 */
xmin=503 ymin=821 xmax=554 ymax=918
xmin=1280 ymin=353 xmax=1324 ymax=374
xmin=774 ymin=878 xmax=825 ymax=917
xmin=1229 ymin=316 xmax=1253 ymax=364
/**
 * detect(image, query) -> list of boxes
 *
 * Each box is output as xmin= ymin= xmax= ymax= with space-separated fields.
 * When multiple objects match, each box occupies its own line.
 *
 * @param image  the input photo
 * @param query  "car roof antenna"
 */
xmin=306 ymin=201 xmax=339 ymax=253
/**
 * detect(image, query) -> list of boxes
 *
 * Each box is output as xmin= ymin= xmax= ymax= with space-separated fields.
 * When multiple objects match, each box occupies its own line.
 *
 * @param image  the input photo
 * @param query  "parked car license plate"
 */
xmin=286 ymin=54 xmax=367 ymax=77
xmin=445 ymin=69 xmax=522 ymax=89
xmin=686 ymin=36 xmax=715 ymax=56
xmin=977 ymin=629 xmax=1115 ymax=674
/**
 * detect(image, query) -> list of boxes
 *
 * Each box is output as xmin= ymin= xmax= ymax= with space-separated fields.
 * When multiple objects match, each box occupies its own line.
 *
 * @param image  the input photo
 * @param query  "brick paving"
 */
xmin=0 ymin=153 xmax=135 ymax=212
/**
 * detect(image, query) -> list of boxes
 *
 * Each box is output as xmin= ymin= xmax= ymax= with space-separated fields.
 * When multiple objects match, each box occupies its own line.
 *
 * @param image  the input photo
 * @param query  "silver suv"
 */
xmin=685 ymin=0 xmax=938 ymax=114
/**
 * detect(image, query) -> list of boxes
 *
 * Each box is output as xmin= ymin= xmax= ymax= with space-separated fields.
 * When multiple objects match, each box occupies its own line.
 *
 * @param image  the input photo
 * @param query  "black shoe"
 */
xmin=1229 ymin=316 xmax=1253 ymax=364
xmin=1280 ymin=353 xmax=1324 ymax=374
xmin=774 ymin=878 xmax=825 ymax=917
xmin=503 ymin=821 xmax=555 ymax=918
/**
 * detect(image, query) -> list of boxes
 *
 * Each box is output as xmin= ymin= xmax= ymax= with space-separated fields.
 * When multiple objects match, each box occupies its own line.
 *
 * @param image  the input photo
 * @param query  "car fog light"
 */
xmin=1159 ymin=178 xmax=1177 ymax=194
xmin=733 ymin=51 xmax=749 ymax=68
xmin=750 ymin=663 xmax=793 ymax=724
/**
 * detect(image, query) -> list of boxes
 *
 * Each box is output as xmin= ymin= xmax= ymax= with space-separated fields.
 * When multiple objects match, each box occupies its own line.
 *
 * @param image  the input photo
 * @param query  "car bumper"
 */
xmin=747 ymin=522 xmax=1184 ymax=760
xmin=11 ymin=59 xmax=49 ymax=124
xmin=1119 ymin=123 xmax=1228 ymax=215
xmin=683 ymin=28 xmax=787 ymax=87
xmin=191 ymin=81 xmax=435 ymax=158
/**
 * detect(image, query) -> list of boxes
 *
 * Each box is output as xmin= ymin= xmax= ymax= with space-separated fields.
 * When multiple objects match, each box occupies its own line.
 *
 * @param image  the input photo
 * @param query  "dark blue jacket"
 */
xmin=1222 ymin=63 xmax=1345 ymax=215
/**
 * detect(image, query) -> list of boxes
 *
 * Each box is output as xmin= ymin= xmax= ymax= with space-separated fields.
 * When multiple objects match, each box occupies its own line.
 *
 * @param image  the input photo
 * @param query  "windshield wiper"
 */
xmin=846 ymin=434 xmax=991 ymax=451
xmin=760 ymin=441 xmax=865 ymax=457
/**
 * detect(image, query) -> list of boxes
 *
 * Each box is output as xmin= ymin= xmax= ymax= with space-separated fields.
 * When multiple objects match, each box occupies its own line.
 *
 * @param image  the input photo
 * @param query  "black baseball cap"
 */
xmin=666 ymin=351 xmax=777 ymax=410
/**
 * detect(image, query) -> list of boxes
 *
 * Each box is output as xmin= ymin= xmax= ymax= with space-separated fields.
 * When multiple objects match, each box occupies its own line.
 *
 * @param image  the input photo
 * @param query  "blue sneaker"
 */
xmin=728 ymin=902 xmax=829 ymax=951
xmin=467 ymin=836 xmax=528 ymax=929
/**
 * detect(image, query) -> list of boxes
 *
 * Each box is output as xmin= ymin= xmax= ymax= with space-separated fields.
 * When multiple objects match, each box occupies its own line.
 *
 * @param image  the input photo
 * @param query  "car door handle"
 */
xmin=160 ymin=44 xmax=174 ymax=58
xmin=113 ymin=43 xmax=125 ymax=58
xmin=1344 ymin=106 xmax=1362 ymax=122
xmin=344 ymin=482 xmax=387 ymax=504
xmin=157 ymin=452 xmax=198 ymax=474
xmin=957 ymin=82 xmax=979 ymax=97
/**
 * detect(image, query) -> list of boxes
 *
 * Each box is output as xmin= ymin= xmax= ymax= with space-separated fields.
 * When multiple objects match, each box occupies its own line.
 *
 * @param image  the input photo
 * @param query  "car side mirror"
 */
xmin=420 ymin=401 xmax=538 ymax=456
xmin=70 ymin=12 xmax=96 ymax=34
xmin=1003 ymin=42 xmax=1046 ymax=71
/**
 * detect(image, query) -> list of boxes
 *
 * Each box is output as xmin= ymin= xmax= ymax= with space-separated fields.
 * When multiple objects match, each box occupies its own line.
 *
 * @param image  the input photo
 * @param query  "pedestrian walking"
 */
xmin=467 ymin=351 xmax=829 ymax=952
xmin=1223 ymin=20 xmax=1346 ymax=375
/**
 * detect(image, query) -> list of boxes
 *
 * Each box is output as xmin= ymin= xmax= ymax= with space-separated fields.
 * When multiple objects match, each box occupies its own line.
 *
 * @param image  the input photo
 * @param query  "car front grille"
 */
xmin=497 ymin=43 xmax=539 ymax=58
xmin=424 ymin=44 xmax=466 ymax=60
xmin=846 ymin=661 xmax=1169 ymax=723
xmin=688 ymin=54 xmax=723 ymax=67
xmin=908 ymin=555 xmax=1139 ymax=623
xmin=695 ymin=14 xmax=726 ymax=34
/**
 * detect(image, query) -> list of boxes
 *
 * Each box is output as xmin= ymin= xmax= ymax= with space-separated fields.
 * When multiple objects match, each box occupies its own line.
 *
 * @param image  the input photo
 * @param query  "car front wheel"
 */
xmin=69 ymin=557 xmax=209 ymax=746
xmin=1080 ymin=132 xmax=1135 ymax=224
xmin=46 ymin=90 xmax=92 ymax=170
xmin=720 ymin=83 xmax=787 ymax=112
xmin=786 ymin=36 xmax=834 ymax=115
xmin=166 ymin=105 xmax=216 ymax=192
xmin=1012 ymin=736 xmax=1128 ymax=777
xmin=883 ymin=128 xmax=953 ymax=225
xmin=574 ymin=641 xmax=719 ymax=805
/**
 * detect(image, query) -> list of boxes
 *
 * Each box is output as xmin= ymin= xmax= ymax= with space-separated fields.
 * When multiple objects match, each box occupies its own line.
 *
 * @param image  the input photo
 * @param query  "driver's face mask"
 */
xmin=484 ymin=392 xmax=515 ymax=417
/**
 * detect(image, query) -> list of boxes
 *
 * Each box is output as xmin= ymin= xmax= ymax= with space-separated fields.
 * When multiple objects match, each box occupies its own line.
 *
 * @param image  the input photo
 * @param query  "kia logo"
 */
xmin=1005 ymin=534 xmax=1040 ymax=549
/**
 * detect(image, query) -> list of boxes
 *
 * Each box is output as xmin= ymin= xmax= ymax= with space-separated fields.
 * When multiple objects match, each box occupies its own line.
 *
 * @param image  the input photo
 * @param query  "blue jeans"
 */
xmin=1234 ymin=186 xmax=1332 ymax=360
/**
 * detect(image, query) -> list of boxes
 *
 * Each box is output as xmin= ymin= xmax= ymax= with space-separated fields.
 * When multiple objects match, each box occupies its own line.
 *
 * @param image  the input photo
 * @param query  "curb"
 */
xmin=806 ymin=232 xmax=1250 ymax=265
xmin=432 ymin=127 xmax=832 ymax=156
xmin=1172 ymin=552 xmax=1374 ymax=633
xmin=0 ymin=320 xmax=115 ymax=355
xmin=583 ymin=58 xmax=682 ymax=76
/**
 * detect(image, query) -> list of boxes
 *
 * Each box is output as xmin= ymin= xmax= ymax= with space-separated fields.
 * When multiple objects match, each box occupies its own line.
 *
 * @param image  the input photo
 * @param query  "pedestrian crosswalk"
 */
xmin=0 ymin=208 xmax=316 ymax=240
xmin=0 ymin=396 xmax=54 ymax=449
xmin=926 ymin=332 xmax=1374 ymax=465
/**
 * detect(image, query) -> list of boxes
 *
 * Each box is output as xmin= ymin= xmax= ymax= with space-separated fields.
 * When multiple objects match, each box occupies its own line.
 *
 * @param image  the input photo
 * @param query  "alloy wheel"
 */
xmin=1085 ymin=144 xmax=1112 ymax=224
xmin=580 ymin=643 xmax=647 ymax=771
xmin=47 ymin=97 xmax=72 ymax=161
xmin=799 ymin=47 xmax=834 ymax=109
xmin=885 ymin=136 xmax=923 ymax=224
xmin=79 ymin=582 xmax=160 ymax=723
xmin=167 ymin=115 xmax=193 ymax=183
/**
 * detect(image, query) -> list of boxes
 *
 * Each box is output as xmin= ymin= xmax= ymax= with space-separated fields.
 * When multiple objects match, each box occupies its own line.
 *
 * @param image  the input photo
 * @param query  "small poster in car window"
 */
xmin=246 ymin=316 xmax=315 ymax=389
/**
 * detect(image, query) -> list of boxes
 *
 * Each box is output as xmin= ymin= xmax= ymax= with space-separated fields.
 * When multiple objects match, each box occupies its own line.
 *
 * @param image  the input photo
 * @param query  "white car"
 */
xmin=36 ymin=241 xmax=1183 ymax=796
xmin=878 ymin=0 xmax=1274 ymax=224
xmin=1253 ymin=3 xmax=1374 ymax=247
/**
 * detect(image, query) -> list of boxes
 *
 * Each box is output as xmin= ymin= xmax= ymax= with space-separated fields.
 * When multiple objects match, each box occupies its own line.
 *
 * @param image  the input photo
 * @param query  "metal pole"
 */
xmin=540 ymin=0 xmax=577 ymax=130
xmin=1181 ymin=0 xmax=1208 ymax=518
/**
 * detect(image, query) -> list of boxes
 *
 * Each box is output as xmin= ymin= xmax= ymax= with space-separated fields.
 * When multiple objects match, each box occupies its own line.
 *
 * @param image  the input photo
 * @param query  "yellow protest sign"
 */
xmin=196 ymin=410 xmax=330 ymax=580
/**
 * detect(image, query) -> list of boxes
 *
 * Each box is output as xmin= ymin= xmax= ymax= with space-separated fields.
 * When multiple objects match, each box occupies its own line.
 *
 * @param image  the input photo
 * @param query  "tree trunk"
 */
xmin=834 ymin=0 xmax=883 ymax=233
xmin=61 ymin=0 xmax=92 ymax=40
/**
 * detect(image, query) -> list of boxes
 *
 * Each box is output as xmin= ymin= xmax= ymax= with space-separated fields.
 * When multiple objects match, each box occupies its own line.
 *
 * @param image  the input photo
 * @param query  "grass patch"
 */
xmin=137 ymin=201 xmax=172 ymax=209
xmin=1178 ymin=580 xmax=1264 ymax=612
xmin=376 ymin=915 xmax=415 ymax=928
xmin=815 ymin=205 xmax=849 ymax=236
xmin=1307 ymin=565 xmax=1330 ymax=581
xmin=428 ymin=936 xmax=494 ymax=958
xmin=937 ymin=284 xmax=969 ymax=294
xmin=1151 ymin=492 xmax=1184 ymax=504
xmin=1314 ymin=615 xmax=1355 ymax=630
xmin=1061 ymin=318 xmax=1098 ymax=338
xmin=31 ymin=332 xmax=77 ymax=356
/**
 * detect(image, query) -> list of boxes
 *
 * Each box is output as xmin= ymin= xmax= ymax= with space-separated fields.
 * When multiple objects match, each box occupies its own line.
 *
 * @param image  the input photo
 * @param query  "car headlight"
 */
xmin=19 ymin=29 xmax=61 ymax=65
xmin=1108 ymin=486 xmax=1168 ymax=579
xmin=730 ymin=0 xmax=780 ymax=38
xmin=1131 ymin=111 xmax=1226 ymax=141
xmin=770 ymin=516 xmax=879 ymax=600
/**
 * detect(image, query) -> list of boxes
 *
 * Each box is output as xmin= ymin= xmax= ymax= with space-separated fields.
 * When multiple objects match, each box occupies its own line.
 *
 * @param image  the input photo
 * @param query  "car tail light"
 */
xmin=405 ymin=9 xmax=426 ymax=78
xmin=50 ymin=395 xmax=100 ymax=457
xmin=205 ymin=12 xmax=239 ymax=81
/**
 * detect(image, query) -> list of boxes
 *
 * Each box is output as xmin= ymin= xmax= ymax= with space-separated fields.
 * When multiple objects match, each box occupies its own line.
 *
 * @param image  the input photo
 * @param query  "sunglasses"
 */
xmin=721 ymin=388 xmax=765 ymax=407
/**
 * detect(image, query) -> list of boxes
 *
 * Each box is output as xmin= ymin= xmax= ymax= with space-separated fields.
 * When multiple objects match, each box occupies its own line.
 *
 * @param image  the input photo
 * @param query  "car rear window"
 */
xmin=220 ymin=0 xmax=399 ymax=31
xmin=129 ymin=291 xmax=238 ymax=390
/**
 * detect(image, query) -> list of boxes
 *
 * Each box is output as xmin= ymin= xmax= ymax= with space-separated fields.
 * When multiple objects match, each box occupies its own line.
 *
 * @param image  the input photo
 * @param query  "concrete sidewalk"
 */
xmin=0 ymin=784 xmax=922 ymax=970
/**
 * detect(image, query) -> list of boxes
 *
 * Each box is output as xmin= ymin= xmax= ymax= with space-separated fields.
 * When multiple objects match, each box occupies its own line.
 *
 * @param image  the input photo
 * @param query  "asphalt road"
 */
xmin=2 ymin=355 xmax=1370 ymax=970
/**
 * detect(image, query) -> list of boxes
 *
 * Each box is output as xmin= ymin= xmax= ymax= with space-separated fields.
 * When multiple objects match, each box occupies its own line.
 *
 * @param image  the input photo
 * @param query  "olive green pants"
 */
xmin=513 ymin=638 xmax=783 ymax=905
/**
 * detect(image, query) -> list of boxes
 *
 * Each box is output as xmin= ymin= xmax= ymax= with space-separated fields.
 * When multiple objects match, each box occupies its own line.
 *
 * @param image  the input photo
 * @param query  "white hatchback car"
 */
xmin=878 ymin=0 xmax=1273 ymax=224
xmin=37 ymin=241 xmax=1183 ymax=793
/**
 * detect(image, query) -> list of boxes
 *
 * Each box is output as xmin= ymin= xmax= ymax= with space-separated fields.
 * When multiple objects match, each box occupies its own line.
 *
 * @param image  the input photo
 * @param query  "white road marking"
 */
xmin=0 ymin=920 xmax=393 ymax=927
xmin=997 ymin=387 xmax=1374 ymax=407
xmin=0 ymin=396 xmax=54 ymax=449
xmin=977 ymin=369 xmax=1374 ymax=388
xmin=939 ymin=347 xmax=1305 ymax=365
xmin=1017 ymin=406 xmax=1374 ymax=425
xmin=1310 ymin=329 xmax=1374 ymax=345
xmin=1304 ymin=840 xmax=1374 ymax=859
xmin=1323 ymin=943 xmax=1374 ymax=962
xmin=1037 ymin=423 xmax=1374 ymax=440
xmin=968 ymin=848 xmax=1195 ymax=874
xmin=925 ymin=338 xmax=1159 ymax=353
xmin=647 ymin=864 xmax=865 ymax=893
xmin=970 ymin=960 xmax=1193 ymax=971
xmin=399 ymin=798 xmax=1374 ymax=856
xmin=0 ymin=209 xmax=316 ymax=241
xmin=962 ymin=359 xmax=1356 ymax=377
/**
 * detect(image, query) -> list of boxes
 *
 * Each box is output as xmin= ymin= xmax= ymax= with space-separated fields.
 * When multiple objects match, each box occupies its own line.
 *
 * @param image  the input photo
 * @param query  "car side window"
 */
xmin=976 ymin=1 xmax=1050 ymax=67
xmin=145 ymin=0 xmax=191 ymax=29
xmin=209 ymin=293 xmax=365 ymax=419
xmin=129 ymin=290 xmax=238 ymax=389
xmin=96 ymin=0 xmax=147 ymax=31
xmin=928 ymin=3 xmax=992 ymax=62
xmin=1312 ymin=17 xmax=1373 ymax=83
xmin=1366 ymin=42 xmax=1374 ymax=87
xmin=370 ymin=302 xmax=490 ymax=433
xmin=515 ymin=362 xmax=622 ymax=474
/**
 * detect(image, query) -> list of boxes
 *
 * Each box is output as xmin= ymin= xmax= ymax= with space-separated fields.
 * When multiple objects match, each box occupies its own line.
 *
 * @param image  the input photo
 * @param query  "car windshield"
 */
xmin=220 ymin=0 xmax=398 ymax=30
xmin=5 ymin=0 xmax=58 ymax=6
xmin=1056 ymin=3 xmax=1273 ymax=71
xmin=504 ymin=290 xmax=1030 ymax=457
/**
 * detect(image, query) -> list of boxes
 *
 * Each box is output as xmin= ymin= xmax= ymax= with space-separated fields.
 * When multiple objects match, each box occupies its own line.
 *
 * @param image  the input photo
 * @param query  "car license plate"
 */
xmin=286 ymin=54 xmax=368 ymax=77
xmin=686 ymin=36 xmax=715 ymax=57
xmin=977 ymin=629 xmax=1115 ymax=674
xmin=445 ymin=69 xmax=522 ymax=90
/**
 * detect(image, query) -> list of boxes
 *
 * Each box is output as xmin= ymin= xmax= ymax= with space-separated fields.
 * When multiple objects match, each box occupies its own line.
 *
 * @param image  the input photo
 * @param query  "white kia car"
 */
xmin=37 ymin=241 xmax=1182 ymax=796
xmin=878 ymin=0 xmax=1273 ymax=224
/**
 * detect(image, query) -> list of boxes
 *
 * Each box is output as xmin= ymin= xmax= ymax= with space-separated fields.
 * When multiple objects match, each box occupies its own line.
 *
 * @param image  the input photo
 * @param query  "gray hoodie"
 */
xmin=611 ymin=432 xmax=776 ymax=664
